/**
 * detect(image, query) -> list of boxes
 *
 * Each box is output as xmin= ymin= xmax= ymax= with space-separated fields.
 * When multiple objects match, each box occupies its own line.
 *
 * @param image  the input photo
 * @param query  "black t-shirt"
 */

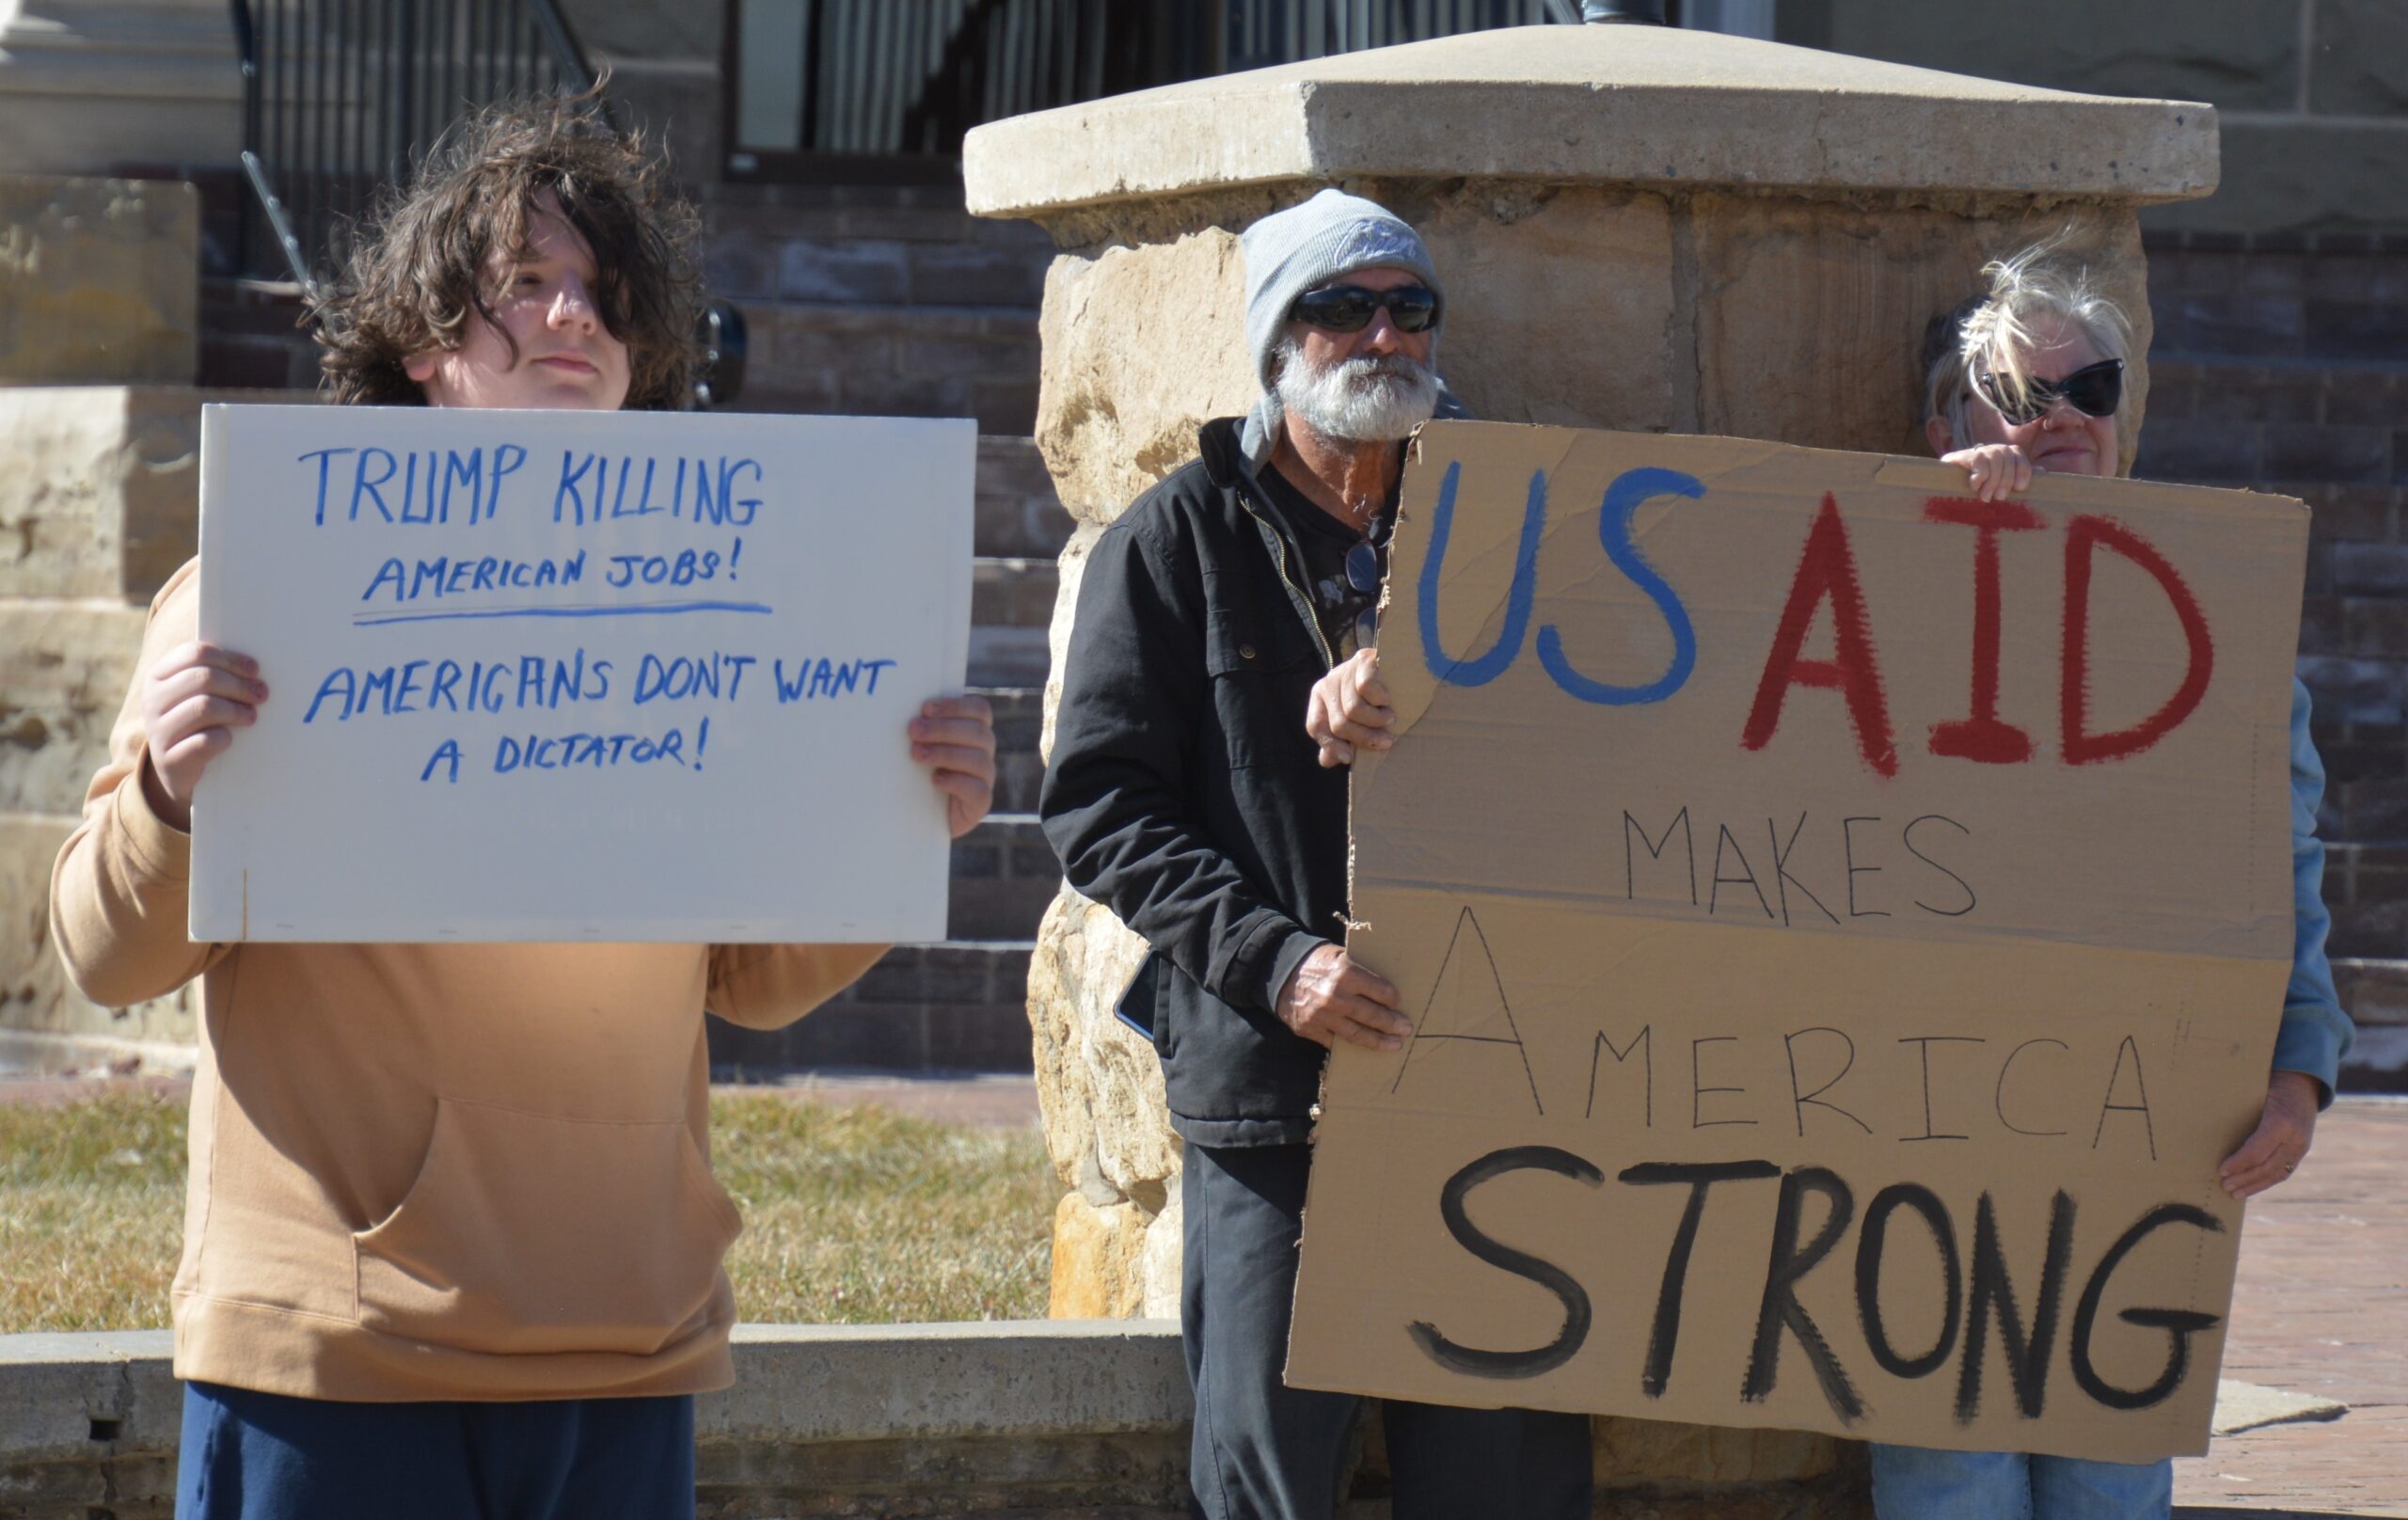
xmin=1257 ymin=463 xmax=1390 ymax=658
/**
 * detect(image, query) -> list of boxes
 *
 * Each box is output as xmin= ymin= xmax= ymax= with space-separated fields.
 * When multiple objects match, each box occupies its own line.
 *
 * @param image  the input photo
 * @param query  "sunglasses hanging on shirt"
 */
xmin=1342 ymin=539 xmax=1382 ymax=655
xmin=1972 ymin=356 xmax=2124 ymax=427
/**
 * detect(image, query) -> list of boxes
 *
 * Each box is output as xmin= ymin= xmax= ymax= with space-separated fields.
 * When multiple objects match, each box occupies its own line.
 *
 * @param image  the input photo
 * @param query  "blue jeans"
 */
xmin=177 ymin=1380 xmax=695 ymax=1520
xmin=1870 ymin=1444 xmax=2171 ymax=1520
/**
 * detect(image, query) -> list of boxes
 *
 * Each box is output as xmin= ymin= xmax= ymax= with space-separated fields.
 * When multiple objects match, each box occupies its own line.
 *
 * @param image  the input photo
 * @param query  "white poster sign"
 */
xmin=191 ymin=404 xmax=974 ymax=943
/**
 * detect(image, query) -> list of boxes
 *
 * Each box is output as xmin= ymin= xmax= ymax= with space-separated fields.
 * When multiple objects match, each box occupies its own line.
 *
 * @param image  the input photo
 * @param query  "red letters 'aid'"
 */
xmin=2061 ymin=515 xmax=2215 ymax=765
xmin=1742 ymin=494 xmax=1899 ymax=778
xmin=1925 ymin=497 xmax=2047 ymax=765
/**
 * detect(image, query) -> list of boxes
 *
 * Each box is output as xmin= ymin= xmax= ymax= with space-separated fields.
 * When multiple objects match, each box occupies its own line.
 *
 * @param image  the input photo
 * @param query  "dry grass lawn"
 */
xmin=0 ymin=1087 xmax=1054 ymax=1333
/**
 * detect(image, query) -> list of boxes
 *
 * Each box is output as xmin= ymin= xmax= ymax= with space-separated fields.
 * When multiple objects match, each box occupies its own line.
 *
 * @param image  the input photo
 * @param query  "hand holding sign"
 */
xmin=1307 ymin=648 xmax=1397 ymax=768
xmin=139 ymin=641 xmax=270 ymax=831
xmin=1278 ymin=943 xmax=1411 ymax=1053
xmin=2218 ymin=1070 xmax=2320 ymax=1200
xmin=910 ymin=694 xmax=998 ymax=840
xmin=1940 ymin=444 xmax=2036 ymax=501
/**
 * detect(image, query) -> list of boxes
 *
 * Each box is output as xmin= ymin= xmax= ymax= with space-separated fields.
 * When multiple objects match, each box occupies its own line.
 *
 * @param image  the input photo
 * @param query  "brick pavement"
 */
xmin=2177 ymin=1097 xmax=2408 ymax=1516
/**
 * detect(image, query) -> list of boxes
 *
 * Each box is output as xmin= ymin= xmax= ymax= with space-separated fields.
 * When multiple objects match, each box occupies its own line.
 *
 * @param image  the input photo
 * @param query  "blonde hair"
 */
xmin=1923 ymin=242 xmax=2132 ymax=449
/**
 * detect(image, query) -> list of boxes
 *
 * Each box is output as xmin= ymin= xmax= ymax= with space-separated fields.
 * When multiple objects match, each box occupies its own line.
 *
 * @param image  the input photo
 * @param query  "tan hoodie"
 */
xmin=50 ymin=561 xmax=884 ymax=1401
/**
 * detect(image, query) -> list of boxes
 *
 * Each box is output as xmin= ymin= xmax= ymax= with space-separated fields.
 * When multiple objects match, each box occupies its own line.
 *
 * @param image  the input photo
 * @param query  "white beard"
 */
xmin=1275 ymin=341 xmax=1441 ymax=443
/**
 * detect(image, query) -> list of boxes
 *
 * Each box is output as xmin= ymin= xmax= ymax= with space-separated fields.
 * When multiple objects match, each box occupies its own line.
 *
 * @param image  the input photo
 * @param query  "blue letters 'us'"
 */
xmin=1536 ymin=467 xmax=1702 ymax=705
xmin=1418 ymin=461 xmax=1701 ymax=704
xmin=1418 ymin=461 xmax=1546 ymax=687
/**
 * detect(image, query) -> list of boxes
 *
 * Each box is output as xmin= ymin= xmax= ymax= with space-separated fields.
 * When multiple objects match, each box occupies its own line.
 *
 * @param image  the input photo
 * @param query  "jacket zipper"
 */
xmin=1235 ymin=480 xmax=1337 ymax=673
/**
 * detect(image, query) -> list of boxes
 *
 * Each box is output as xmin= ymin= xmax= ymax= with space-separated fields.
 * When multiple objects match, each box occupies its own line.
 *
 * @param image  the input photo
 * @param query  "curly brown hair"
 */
xmin=315 ymin=89 xmax=703 ymax=409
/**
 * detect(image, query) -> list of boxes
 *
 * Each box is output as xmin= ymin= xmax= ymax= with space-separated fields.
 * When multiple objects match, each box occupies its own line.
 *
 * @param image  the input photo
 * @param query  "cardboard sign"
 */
xmin=1288 ymin=422 xmax=2306 ymax=1462
xmin=191 ymin=404 xmax=973 ymax=943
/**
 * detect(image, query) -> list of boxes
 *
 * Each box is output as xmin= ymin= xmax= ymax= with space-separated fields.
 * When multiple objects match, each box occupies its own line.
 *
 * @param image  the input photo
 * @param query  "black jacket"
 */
xmin=1040 ymin=417 xmax=1348 ymax=1145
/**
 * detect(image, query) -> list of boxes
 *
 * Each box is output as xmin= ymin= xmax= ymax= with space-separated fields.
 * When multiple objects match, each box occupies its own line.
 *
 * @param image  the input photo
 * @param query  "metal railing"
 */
xmin=722 ymin=0 xmax=1563 ymax=180
xmin=230 ymin=0 xmax=746 ymax=406
xmin=232 ymin=0 xmax=601 ymax=298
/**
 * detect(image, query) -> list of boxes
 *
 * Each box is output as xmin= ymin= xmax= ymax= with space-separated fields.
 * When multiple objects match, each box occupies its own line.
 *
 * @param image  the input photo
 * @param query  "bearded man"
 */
xmin=1041 ymin=190 xmax=1593 ymax=1520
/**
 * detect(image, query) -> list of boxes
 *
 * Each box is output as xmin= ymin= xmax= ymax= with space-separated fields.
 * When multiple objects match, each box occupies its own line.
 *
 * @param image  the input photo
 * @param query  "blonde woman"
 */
xmin=1877 ymin=247 xmax=2354 ymax=1520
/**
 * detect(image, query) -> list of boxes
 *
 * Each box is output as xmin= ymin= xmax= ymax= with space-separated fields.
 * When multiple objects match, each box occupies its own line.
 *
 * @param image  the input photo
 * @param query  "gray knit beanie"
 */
xmin=1237 ymin=188 xmax=1463 ymax=471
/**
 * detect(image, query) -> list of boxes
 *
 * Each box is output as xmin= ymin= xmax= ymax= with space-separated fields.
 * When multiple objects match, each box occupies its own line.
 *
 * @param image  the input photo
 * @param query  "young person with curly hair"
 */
xmin=51 ymin=93 xmax=996 ymax=1520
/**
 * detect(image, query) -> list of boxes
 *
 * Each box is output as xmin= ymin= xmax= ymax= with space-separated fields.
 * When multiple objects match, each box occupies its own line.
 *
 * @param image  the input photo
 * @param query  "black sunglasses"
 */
xmin=1972 ymin=356 xmax=2124 ymax=426
xmin=1290 ymin=283 xmax=1442 ymax=335
xmin=1323 ymin=538 xmax=1384 ymax=656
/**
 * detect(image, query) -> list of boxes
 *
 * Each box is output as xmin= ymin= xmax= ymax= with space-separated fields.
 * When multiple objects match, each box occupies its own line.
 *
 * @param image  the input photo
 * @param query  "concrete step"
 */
xmin=2331 ymin=958 xmax=2408 ymax=1093
xmin=980 ymin=686 xmax=1044 ymax=817
xmin=974 ymin=556 xmax=1059 ymax=630
xmin=706 ymin=939 xmax=1036 ymax=1075
xmin=948 ymin=815 xmax=1061 ymax=942
xmin=735 ymin=300 xmax=1040 ymax=434
xmin=974 ymin=435 xmax=1072 ymax=561
xmin=197 ymin=277 xmax=315 ymax=391
xmin=700 ymin=196 xmax=1051 ymax=312
xmin=969 ymin=629 xmax=1051 ymax=689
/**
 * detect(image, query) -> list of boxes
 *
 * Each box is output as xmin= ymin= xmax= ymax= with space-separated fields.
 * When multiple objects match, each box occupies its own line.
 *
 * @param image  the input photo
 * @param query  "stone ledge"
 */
xmin=709 ymin=1321 xmax=1186 ymax=1442
xmin=0 ymin=1322 xmax=1187 ymax=1456
xmin=965 ymin=24 xmax=2217 ymax=221
xmin=0 ymin=1325 xmax=1877 ymax=1515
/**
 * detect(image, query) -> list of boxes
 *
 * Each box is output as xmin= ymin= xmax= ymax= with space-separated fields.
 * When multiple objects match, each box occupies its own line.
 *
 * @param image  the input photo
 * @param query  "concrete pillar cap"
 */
xmin=964 ymin=24 xmax=2216 ymax=219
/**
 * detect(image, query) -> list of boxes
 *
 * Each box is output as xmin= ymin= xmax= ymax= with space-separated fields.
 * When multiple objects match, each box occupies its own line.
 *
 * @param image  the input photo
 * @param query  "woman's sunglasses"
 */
xmin=1972 ymin=356 xmax=2124 ymax=427
xmin=1290 ymin=283 xmax=1443 ymax=335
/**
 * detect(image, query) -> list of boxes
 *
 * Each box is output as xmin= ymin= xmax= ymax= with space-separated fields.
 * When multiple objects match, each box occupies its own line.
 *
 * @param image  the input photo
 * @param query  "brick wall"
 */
xmin=2139 ymin=230 xmax=2408 ymax=1083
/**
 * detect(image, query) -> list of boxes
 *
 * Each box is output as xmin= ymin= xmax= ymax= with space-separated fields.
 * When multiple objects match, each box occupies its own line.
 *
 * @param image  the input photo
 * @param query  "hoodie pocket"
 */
xmin=354 ymin=1098 xmax=742 ymax=1356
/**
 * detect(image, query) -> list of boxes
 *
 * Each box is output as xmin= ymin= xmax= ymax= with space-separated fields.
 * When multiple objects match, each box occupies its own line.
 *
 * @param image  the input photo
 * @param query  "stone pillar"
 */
xmin=0 ymin=0 xmax=243 ymax=177
xmin=968 ymin=22 xmax=2213 ymax=1483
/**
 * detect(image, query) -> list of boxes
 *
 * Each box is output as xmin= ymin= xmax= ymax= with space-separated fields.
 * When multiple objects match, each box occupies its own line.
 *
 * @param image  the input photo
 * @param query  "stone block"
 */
xmin=0 ymin=177 xmax=198 ymax=386
xmin=0 ymin=601 xmax=147 ymax=815
xmin=0 ymin=813 xmax=195 ymax=1047
xmin=1048 ymin=1191 xmax=1151 ymax=1319
xmin=1027 ymin=883 xmax=1179 ymax=1206
xmin=0 ymin=386 xmax=292 ymax=602
xmin=1035 ymin=232 xmax=1258 ymax=519
xmin=1381 ymin=182 xmax=1677 ymax=435
xmin=965 ymin=24 xmax=2215 ymax=220
xmin=1693 ymin=198 xmax=2151 ymax=468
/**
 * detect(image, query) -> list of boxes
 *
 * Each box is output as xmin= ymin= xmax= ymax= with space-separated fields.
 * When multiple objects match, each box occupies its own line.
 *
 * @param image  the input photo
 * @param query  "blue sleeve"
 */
xmin=2273 ymin=677 xmax=2353 ymax=1105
